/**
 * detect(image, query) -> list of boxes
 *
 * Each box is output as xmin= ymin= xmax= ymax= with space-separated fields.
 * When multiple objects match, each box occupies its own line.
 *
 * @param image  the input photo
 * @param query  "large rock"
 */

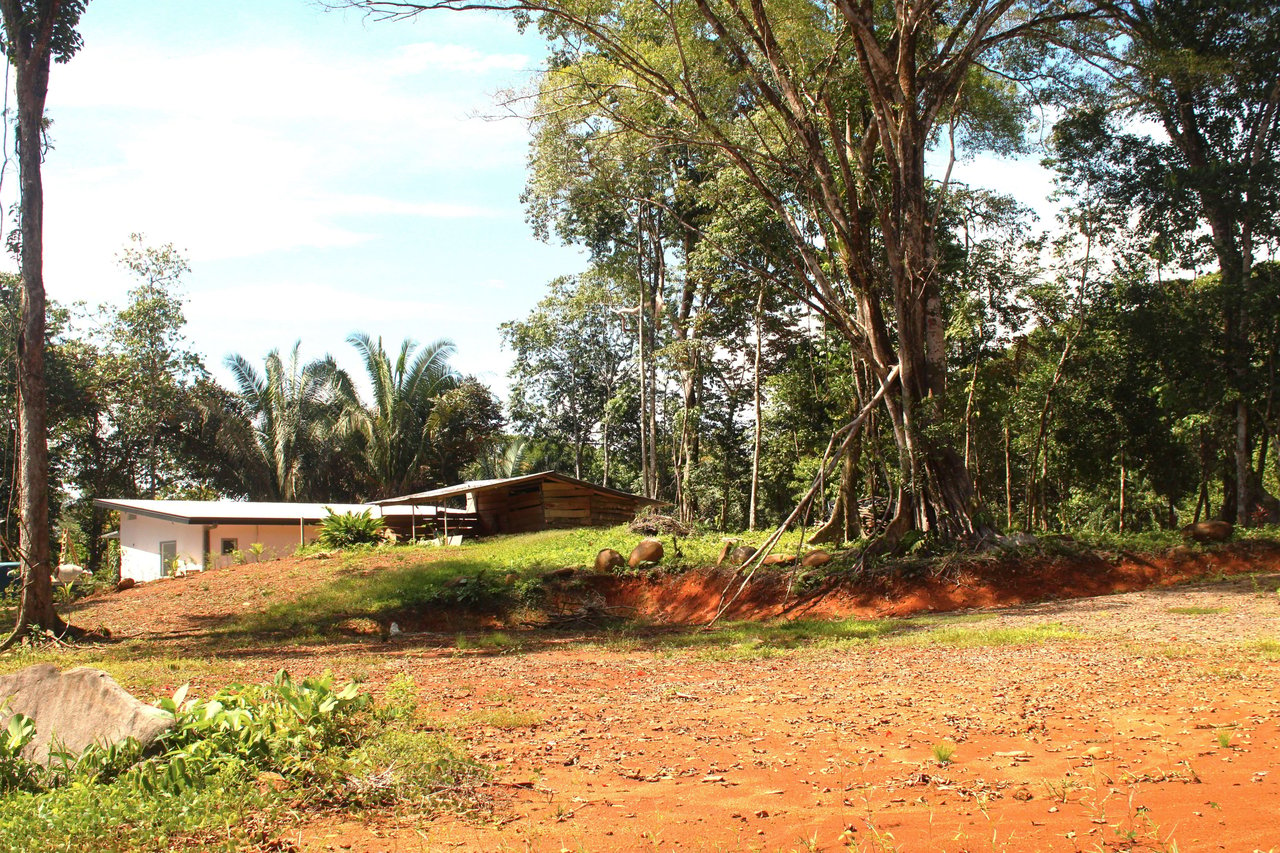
xmin=1181 ymin=520 xmax=1233 ymax=543
xmin=594 ymin=549 xmax=626 ymax=572
xmin=629 ymin=538 xmax=664 ymax=568
xmin=0 ymin=664 xmax=174 ymax=765
xmin=801 ymin=550 xmax=832 ymax=568
xmin=729 ymin=545 xmax=757 ymax=566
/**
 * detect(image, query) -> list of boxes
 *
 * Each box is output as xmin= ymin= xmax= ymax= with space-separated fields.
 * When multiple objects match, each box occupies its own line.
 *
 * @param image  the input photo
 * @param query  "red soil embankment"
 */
xmin=574 ymin=539 xmax=1280 ymax=624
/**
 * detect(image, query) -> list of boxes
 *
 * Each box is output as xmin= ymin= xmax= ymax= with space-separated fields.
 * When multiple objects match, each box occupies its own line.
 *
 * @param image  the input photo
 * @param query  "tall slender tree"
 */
xmin=0 ymin=0 xmax=90 ymax=645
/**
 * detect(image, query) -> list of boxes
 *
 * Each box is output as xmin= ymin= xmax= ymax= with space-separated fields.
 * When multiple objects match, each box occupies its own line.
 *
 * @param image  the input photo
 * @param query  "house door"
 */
xmin=159 ymin=541 xmax=177 ymax=577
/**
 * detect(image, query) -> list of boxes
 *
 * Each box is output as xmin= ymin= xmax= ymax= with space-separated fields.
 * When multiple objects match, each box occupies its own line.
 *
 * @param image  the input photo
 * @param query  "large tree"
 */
xmin=338 ymin=0 xmax=1088 ymax=546
xmin=0 ymin=0 xmax=89 ymax=644
xmin=224 ymin=344 xmax=350 ymax=502
xmin=1051 ymin=0 xmax=1280 ymax=525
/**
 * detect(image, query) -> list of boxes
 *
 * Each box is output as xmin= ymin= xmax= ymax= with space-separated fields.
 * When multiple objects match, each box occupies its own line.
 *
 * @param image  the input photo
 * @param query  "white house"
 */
xmin=94 ymin=499 xmax=462 ymax=583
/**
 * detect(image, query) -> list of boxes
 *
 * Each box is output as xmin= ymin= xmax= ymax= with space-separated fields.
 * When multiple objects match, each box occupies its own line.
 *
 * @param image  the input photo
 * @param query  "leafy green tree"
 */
xmin=1052 ymin=0 xmax=1280 ymax=523
xmin=424 ymin=378 xmax=505 ymax=488
xmin=338 ymin=333 xmax=459 ymax=498
xmin=502 ymin=276 xmax=629 ymax=483
xmin=340 ymin=0 xmax=1092 ymax=546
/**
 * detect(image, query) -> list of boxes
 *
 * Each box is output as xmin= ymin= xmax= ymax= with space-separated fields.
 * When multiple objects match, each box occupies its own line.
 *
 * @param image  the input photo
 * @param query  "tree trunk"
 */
xmin=1118 ymin=453 xmax=1127 ymax=534
xmin=634 ymin=215 xmax=651 ymax=498
xmin=748 ymin=284 xmax=764 ymax=531
xmin=2 ymin=1 xmax=68 ymax=643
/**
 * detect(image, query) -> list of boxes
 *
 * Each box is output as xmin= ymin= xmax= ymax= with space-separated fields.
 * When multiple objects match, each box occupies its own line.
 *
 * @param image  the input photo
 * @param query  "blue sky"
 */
xmin=17 ymin=0 xmax=1056 ymax=400
xmin=29 ymin=0 xmax=585 ymax=394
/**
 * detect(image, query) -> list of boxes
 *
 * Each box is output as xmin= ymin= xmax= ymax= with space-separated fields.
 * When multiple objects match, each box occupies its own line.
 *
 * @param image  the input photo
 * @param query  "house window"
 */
xmin=159 ymin=541 xmax=177 ymax=577
xmin=220 ymin=538 xmax=238 ymax=556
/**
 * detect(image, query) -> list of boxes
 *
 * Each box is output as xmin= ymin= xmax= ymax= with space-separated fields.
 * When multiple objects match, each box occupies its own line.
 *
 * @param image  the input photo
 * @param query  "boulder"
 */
xmin=801 ymin=550 xmax=832 ymax=568
xmin=629 ymin=538 xmax=664 ymax=568
xmin=0 ymin=664 xmax=174 ymax=765
xmin=761 ymin=554 xmax=796 ymax=567
xmin=115 ymin=578 xmax=136 ymax=592
xmin=1181 ymin=520 xmax=1233 ymax=543
xmin=594 ymin=549 xmax=626 ymax=572
xmin=729 ymin=545 xmax=757 ymax=565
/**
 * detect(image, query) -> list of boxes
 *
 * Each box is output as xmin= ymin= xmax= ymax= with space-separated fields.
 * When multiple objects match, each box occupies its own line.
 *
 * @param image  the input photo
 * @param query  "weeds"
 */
xmin=1166 ymin=605 xmax=1229 ymax=615
xmin=0 ymin=670 xmax=488 ymax=852
xmin=931 ymin=742 xmax=956 ymax=765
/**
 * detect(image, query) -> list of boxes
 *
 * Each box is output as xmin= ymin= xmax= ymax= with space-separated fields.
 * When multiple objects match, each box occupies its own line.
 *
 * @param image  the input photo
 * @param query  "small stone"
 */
xmin=594 ymin=549 xmax=626 ymax=572
xmin=801 ymin=550 xmax=832 ymax=568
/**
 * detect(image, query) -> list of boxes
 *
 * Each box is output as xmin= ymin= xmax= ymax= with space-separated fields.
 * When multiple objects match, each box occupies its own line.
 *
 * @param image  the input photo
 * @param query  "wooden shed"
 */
xmin=377 ymin=472 xmax=660 ymax=536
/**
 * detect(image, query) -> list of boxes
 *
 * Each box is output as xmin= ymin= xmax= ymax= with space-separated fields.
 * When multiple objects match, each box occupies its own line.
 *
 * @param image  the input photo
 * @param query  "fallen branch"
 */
xmin=708 ymin=365 xmax=900 ymax=626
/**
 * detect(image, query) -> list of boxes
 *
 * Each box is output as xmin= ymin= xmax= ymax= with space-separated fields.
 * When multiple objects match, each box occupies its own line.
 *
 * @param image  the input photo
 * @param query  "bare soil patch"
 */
xmin=35 ymin=543 xmax=1280 ymax=851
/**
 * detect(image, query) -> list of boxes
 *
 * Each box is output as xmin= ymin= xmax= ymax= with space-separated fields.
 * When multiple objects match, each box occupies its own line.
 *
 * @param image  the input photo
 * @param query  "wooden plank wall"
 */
xmin=543 ymin=479 xmax=641 ymax=528
xmin=465 ymin=478 xmax=645 ymax=534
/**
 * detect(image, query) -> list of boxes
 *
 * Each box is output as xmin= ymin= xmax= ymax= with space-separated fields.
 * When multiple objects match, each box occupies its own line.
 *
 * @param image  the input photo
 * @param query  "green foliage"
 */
xmin=224 ymin=343 xmax=351 ymax=502
xmin=317 ymin=509 xmax=386 ymax=549
xmin=0 ymin=713 xmax=38 ymax=793
xmin=338 ymin=333 xmax=460 ymax=497
xmin=0 ymin=670 xmax=488 ymax=852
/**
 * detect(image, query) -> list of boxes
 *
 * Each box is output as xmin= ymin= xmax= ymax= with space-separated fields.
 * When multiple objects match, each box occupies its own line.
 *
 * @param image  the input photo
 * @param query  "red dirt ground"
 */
xmin=52 ymin=543 xmax=1280 ymax=851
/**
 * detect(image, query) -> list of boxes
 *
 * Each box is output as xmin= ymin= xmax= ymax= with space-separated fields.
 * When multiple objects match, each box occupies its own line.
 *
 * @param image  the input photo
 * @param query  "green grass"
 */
xmin=1166 ymin=605 xmax=1230 ymax=615
xmin=604 ymin=612 xmax=1082 ymax=660
xmin=1243 ymin=639 xmax=1280 ymax=661
xmin=229 ymin=525 xmax=816 ymax=638
xmin=888 ymin=621 xmax=1084 ymax=648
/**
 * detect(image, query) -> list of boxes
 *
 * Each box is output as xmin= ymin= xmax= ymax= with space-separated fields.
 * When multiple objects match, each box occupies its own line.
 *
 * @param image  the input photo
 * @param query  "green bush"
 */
xmin=318 ymin=508 xmax=386 ymax=549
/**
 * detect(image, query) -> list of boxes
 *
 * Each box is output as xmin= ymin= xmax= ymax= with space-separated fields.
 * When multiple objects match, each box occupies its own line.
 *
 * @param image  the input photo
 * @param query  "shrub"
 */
xmin=318 ymin=509 xmax=386 ymax=549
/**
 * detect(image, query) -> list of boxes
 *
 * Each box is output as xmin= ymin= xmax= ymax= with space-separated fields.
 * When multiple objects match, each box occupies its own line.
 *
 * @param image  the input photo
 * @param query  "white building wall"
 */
xmin=119 ymin=515 xmax=206 ymax=583
xmin=119 ymin=516 xmax=323 ymax=582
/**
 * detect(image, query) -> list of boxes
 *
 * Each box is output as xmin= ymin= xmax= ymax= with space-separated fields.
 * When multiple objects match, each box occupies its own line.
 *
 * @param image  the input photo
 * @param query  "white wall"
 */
xmin=119 ymin=514 xmax=205 ymax=583
xmin=118 ymin=515 xmax=322 ymax=582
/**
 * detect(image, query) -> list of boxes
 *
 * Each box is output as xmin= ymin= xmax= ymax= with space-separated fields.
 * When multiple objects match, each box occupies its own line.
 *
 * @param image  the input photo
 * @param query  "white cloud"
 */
xmin=389 ymin=42 xmax=530 ymax=74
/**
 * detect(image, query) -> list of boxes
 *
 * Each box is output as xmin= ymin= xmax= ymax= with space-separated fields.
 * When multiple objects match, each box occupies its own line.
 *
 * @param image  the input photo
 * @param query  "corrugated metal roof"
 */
xmin=374 ymin=470 xmax=661 ymax=506
xmin=92 ymin=499 xmax=464 ymax=525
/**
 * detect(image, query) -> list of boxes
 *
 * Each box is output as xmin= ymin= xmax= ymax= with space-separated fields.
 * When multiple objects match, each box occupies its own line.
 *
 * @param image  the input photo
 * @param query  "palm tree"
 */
xmin=224 ymin=342 xmax=351 ymax=501
xmin=469 ymin=435 xmax=533 ymax=481
xmin=340 ymin=333 xmax=459 ymax=497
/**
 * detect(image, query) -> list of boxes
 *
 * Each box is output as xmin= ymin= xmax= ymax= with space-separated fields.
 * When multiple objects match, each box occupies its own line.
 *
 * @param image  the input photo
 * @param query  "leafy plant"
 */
xmin=318 ymin=509 xmax=386 ymax=549
xmin=0 ymin=713 xmax=39 ymax=792
xmin=932 ymin=742 xmax=956 ymax=765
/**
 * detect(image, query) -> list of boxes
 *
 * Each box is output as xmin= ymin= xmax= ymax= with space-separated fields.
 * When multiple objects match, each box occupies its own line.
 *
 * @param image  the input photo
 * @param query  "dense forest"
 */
xmin=4 ymin=0 xmax=1279 ymax=579
xmin=487 ymin=0 xmax=1280 ymax=543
